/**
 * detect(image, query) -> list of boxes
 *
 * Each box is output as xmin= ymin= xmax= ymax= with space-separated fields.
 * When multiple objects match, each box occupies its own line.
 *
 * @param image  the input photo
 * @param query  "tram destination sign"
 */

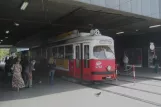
xmin=99 ymin=40 xmax=112 ymax=44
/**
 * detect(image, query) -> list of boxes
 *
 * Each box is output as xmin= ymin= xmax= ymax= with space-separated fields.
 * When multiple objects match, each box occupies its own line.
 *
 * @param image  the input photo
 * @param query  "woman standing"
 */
xmin=11 ymin=57 xmax=25 ymax=91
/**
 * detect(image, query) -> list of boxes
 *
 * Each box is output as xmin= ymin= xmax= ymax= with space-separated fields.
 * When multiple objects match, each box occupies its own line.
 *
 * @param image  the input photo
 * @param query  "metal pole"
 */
xmin=132 ymin=65 xmax=136 ymax=85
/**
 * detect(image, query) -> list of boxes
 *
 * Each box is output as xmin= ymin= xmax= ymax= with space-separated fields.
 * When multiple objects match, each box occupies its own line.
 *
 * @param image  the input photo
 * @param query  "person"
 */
xmin=21 ymin=55 xmax=29 ymax=86
xmin=4 ymin=56 xmax=10 ymax=84
xmin=25 ymin=60 xmax=36 ymax=88
xmin=123 ymin=54 xmax=129 ymax=71
xmin=48 ymin=56 xmax=56 ymax=85
xmin=5 ymin=54 xmax=17 ymax=86
xmin=153 ymin=55 xmax=159 ymax=73
xmin=11 ymin=57 xmax=25 ymax=91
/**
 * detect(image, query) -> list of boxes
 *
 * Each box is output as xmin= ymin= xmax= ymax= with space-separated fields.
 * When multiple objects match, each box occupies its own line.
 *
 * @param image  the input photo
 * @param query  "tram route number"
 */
xmin=95 ymin=61 xmax=102 ymax=68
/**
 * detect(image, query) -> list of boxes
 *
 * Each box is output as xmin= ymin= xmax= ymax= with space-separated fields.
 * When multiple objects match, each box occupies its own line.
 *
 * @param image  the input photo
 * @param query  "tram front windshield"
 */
xmin=93 ymin=46 xmax=115 ymax=59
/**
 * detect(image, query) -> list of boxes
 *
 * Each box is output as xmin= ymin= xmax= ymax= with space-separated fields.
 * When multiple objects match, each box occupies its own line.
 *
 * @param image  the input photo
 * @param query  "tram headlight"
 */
xmin=107 ymin=66 xmax=111 ymax=71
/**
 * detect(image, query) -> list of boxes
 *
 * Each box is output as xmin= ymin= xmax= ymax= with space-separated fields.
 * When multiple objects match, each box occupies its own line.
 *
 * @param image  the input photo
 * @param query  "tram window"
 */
xmin=58 ymin=46 xmax=64 ymax=59
xmin=65 ymin=45 xmax=73 ymax=59
xmin=76 ymin=46 xmax=80 ymax=59
xmin=93 ymin=46 xmax=115 ymax=59
xmin=84 ymin=45 xmax=89 ymax=68
xmin=52 ymin=47 xmax=58 ymax=58
xmin=76 ymin=46 xmax=80 ymax=68
xmin=84 ymin=45 xmax=89 ymax=59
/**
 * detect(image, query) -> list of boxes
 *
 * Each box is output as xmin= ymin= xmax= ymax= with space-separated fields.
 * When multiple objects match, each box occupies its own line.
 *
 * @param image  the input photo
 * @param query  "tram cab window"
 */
xmin=93 ymin=46 xmax=115 ymax=59
xmin=58 ymin=46 xmax=64 ymax=59
xmin=65 ymin=45 xmax=73 ymax=59
xmin=52 ymin=47 xmax=58 ymax=58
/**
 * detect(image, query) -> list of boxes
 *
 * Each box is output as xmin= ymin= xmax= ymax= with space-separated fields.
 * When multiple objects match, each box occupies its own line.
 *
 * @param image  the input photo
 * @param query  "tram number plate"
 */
xmin=106 ymin=76 xmax=111 ymax=79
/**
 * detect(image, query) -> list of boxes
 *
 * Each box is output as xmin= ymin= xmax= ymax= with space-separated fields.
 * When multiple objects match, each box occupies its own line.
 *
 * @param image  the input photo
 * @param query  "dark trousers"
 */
xmin=49 ymin=70 xmax=55 ymax=85
xmin=22 ymin=72 xmax=28 ymax=86
xmin=154 ymin=64 xmax=159 ymax=73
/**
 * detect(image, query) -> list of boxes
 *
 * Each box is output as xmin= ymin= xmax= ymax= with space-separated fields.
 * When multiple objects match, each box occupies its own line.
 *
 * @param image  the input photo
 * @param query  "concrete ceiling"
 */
xmin=0 ymin=0 xmax=161 ymax=47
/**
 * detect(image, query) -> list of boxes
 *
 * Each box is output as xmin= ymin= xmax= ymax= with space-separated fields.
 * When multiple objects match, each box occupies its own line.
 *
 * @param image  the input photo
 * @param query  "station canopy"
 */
xmin=0 ymin=0 xmax=161 ymax=47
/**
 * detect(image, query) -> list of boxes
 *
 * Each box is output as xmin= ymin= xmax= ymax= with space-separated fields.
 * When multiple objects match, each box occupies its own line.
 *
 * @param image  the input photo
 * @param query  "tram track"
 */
xmin=92 ymin=82 xmax=161 ymax=107
xmin=92 ymin=86 xmax=161 ymax=107
xmin=103 ymin=80 xmax=161 ymax=96
xmin=61 ymin=77 xmax=161 ymax=107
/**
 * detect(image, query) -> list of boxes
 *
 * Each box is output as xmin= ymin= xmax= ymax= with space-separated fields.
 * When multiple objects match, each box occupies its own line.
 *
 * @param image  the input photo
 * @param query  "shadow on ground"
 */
xmin=0 ymin=77 xmax=86 ymax=102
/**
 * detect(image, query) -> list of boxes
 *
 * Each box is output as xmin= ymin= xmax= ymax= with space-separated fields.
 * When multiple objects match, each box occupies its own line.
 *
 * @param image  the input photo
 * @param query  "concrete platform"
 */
xmin=119 ymin=68 xmax=161 ymax=80
xmin=0 ymin=78 xmax=156 ymax=107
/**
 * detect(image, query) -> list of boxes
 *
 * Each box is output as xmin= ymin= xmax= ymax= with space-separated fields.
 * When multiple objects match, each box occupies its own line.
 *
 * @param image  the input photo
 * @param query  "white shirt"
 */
xmin=123 ymin=56 xmax=129 ymax=64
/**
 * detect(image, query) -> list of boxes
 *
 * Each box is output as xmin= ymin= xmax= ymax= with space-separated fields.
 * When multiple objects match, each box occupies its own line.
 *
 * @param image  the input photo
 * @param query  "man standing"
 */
xmin=153 ymin=55 xmax=159 ymax=73
xmin=21 ymin=55 xmax=29 ymax=86
xmin=48 ymin=56 xmax=56 ymax=85
xmin=123 ymin=54 xmax=129 ymax=71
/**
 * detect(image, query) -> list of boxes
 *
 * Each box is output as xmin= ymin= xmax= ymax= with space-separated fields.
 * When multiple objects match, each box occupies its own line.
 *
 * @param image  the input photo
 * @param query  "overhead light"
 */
xmin=14 ymin=22 xmax=19 ymax=26
xmin=149 ymin=25 xmax=161 ymax=28
xmin=116 ymin=32 xmax=124 ymax=35
xmin=5 ymin=37 xmax=8 ymax=39
xmin=1 ymin=40 xmax=3 ymax=42
xmin=5 ymin=30 xmax=9 ymax=34
xmin=20 ymin=1 xmax=29 ymax=10
xmin=136 ymin=29 xmax=139 ymax=31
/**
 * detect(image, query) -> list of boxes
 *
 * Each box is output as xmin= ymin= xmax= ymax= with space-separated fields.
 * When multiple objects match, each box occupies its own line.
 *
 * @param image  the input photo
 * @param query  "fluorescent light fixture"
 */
xmin=116 ymin=32 xmax=124 ymax=35
xmin=1 ymin=40 xmax=3 ymax=42
xmin=20 ymin=1 xmax=29 ymax=10
xmin=14 ymin=22 xmax=19 ymax=26
xmin=149 ymin=25 xmax=161 ymax=28
xmin=5 ymin=37 xmax=8 ymax=39
xmin=5 ymin=30 xmax=9 ymax=34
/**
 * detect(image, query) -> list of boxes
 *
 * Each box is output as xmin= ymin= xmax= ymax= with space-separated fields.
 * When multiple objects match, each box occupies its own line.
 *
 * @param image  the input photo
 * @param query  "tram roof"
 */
xmin=65 ymin=33 xmax=114 ymax=44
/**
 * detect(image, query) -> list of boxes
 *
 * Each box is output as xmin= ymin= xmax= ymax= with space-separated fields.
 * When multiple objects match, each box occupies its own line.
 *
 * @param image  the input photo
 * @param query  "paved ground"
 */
xmin=119 ymin=67 xmax=161 ymax=80
xmin=0 ymin=77 xmax=159 ymax=107
xmin=1 ymin=64 xmax=161 ymax=107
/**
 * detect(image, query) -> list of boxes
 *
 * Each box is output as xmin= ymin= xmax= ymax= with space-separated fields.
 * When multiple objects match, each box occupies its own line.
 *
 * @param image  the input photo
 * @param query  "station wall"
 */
xmin=115 ymin=32 xmax=161 ymax=67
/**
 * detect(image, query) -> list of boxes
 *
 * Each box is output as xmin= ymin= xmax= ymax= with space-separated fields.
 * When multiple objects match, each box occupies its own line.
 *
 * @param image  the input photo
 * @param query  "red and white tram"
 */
xmin=45 ymin=29 xmax=117 ymax=81
xmin=31 ymin=29 xmax=116 ymax=81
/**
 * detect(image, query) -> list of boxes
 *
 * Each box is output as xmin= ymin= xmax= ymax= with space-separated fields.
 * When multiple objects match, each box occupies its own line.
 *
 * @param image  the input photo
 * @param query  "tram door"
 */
xmin=75 ymin=44 xmax=83 ymax=79
xmin=83 ymin=43 xmax=90 ymax=80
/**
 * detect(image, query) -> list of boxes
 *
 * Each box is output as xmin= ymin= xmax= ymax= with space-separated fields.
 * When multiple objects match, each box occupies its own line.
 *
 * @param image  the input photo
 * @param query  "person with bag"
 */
xmin=11 ymin=57 xmax=25 ymax=92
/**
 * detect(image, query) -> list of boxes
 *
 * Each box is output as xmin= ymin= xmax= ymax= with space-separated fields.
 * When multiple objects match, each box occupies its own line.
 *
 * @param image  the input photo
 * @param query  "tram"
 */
xmin=32 ymin=29 xmax=116 ymax=81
